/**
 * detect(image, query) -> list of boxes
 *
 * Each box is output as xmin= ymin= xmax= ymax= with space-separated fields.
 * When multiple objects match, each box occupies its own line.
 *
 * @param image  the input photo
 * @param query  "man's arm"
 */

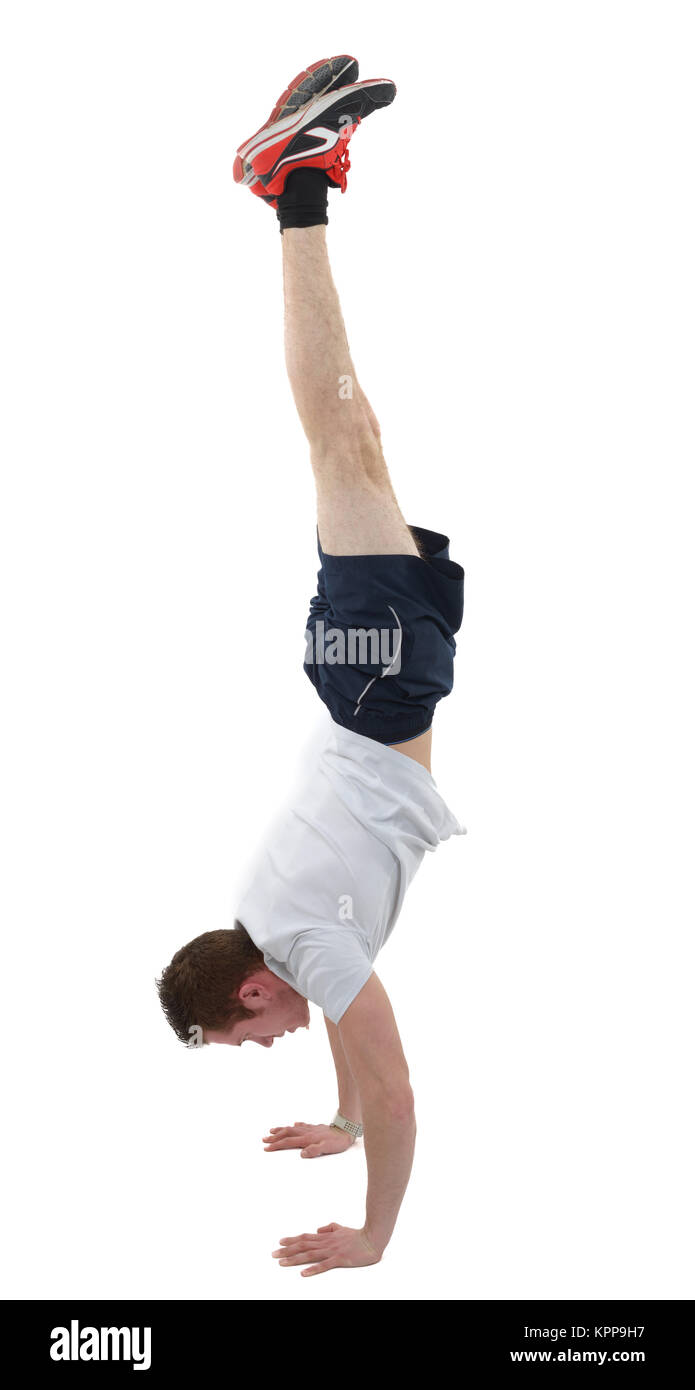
xmin=262 ymin=1013 xmax=364 ymax=1159
xmin=272 ymin=974 xmax=416 ymax=1275
xmin=337 ymin=974 xmax=416 ymax=1256
xmin=324 ymin=1013 xmax=362 ymax=1127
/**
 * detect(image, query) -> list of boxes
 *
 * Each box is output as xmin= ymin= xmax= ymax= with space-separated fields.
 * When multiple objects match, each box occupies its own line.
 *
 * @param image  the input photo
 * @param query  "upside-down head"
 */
xmin=157 ymin=923 xmax=310 ymax=1048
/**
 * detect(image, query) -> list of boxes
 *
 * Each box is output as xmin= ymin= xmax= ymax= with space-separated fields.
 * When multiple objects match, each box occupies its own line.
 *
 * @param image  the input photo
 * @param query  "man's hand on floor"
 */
xmin=272 ymin=1223 xmax=381 ymax=1277
xmin=262 ymin=1122 xmax=355 ymax=1158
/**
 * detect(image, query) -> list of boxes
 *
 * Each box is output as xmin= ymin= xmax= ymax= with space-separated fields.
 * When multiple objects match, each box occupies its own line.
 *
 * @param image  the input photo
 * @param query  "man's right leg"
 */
xmin=282 ymin=220 xmax=435 ymax=767
xmin=281 ymin=223 xmax=420 ymax=559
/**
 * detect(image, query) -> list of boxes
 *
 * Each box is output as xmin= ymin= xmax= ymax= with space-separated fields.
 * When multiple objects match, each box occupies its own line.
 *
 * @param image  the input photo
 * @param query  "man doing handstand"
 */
xmin=158 ymin=55 xmax=465 ymax=1277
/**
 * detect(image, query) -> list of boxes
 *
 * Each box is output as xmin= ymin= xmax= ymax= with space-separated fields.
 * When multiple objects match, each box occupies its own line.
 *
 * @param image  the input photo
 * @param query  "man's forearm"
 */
xmin=360 ymin=1088 xmax=416 ymax=1256
xmin=324 ymin=1014 xmax=362 ymax=1123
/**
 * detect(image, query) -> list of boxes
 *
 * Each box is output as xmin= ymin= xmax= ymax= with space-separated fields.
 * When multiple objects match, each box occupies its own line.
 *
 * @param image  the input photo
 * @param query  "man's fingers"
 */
xmin=300 ymin=1143 xmax=323 ymax=1158
xmin=262 ymin=1117 xmax=309 ymax=1139
xmin=277 ymin=1247 xmax=331 ymax=1267
xmin=264 ymin=1137 xmax=304 ymax=1151
xmin=263 ymin=1125 xmax=307 ymax=1138
xmin=316 ymin=1223 xmax=339 ymax=1233
xmin=301 ymin=1258 xmax=339 ymax=1277
xmin=277 ymin=1233 xmax=324 ymax=1246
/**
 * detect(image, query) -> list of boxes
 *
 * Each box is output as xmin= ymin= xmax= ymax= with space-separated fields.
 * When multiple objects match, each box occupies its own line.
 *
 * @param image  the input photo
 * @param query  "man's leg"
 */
xmin=282 ymin=222 xmax=433 ymax=766
xmin=281 ymin=225 xmax=420 ymax=559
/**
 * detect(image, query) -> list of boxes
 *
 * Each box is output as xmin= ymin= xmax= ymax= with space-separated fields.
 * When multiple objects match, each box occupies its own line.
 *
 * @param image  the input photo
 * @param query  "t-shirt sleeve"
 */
xmin=285 ymin=927 xmax=374 ymax=1025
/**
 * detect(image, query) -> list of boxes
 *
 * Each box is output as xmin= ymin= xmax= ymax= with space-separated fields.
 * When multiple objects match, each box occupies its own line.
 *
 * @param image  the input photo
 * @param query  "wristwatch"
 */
xmin=330 ymin=1110 xmax=363 ymax=1139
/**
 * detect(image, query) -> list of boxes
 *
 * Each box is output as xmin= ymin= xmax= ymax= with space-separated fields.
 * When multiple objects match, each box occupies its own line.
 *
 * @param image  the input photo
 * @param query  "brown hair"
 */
xmin=156 ymin=922 xmax=264 ymax=1045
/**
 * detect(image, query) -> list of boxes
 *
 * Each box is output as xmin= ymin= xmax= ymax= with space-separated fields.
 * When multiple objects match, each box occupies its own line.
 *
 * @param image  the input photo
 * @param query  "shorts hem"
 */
xmin=325 ymin=704 xmax=434 ymax=746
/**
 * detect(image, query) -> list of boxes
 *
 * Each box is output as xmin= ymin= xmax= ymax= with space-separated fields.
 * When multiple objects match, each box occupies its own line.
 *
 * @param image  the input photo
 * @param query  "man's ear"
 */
xmin=237 ymin=975 xmax=272 ymax=1006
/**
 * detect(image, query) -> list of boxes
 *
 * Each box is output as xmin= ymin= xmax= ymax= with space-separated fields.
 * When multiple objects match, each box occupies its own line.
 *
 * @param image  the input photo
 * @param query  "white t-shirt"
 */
xmin=235 ymin=718 xmax=464 ymax=1024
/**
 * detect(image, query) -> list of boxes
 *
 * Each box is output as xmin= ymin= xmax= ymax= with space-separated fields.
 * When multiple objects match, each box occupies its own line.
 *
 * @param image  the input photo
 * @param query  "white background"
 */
xmin=1 ymin=1 xmax=693 ymax=1302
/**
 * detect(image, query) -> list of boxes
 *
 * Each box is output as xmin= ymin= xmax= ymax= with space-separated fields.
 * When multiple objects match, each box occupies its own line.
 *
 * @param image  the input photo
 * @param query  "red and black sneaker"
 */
xmin=233 ymin=56 xmax=359 ymax=210
xmin=235 ymin=67 xmax=397 ymax=206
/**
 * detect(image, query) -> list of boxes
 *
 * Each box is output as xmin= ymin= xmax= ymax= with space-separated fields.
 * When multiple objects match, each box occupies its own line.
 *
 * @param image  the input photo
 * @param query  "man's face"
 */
xmin=204 ymin=970 xmax=311 ymax=1048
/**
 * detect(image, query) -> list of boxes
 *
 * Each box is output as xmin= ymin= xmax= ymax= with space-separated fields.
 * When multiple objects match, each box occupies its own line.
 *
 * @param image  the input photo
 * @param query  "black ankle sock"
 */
xmin=277 ymin=167 xmax=330 ymax=233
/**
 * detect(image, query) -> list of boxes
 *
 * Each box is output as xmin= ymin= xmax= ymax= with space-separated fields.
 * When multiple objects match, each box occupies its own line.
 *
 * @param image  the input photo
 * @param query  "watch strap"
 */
xmin=330 ymin=1109 xmax=363 ymax=1139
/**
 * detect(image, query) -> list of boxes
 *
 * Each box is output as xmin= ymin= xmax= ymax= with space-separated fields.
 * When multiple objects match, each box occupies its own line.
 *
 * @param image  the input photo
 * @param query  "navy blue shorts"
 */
xmin=303 ymin=525 xmax=464 ymax=745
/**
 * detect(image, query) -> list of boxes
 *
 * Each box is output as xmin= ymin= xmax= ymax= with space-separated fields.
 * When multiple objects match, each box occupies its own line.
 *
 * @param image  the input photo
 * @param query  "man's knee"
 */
xmin=311 ymin=422 xmax=388 ymax=489
xmin=358 ymin=392 xmax=382 ymax=444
